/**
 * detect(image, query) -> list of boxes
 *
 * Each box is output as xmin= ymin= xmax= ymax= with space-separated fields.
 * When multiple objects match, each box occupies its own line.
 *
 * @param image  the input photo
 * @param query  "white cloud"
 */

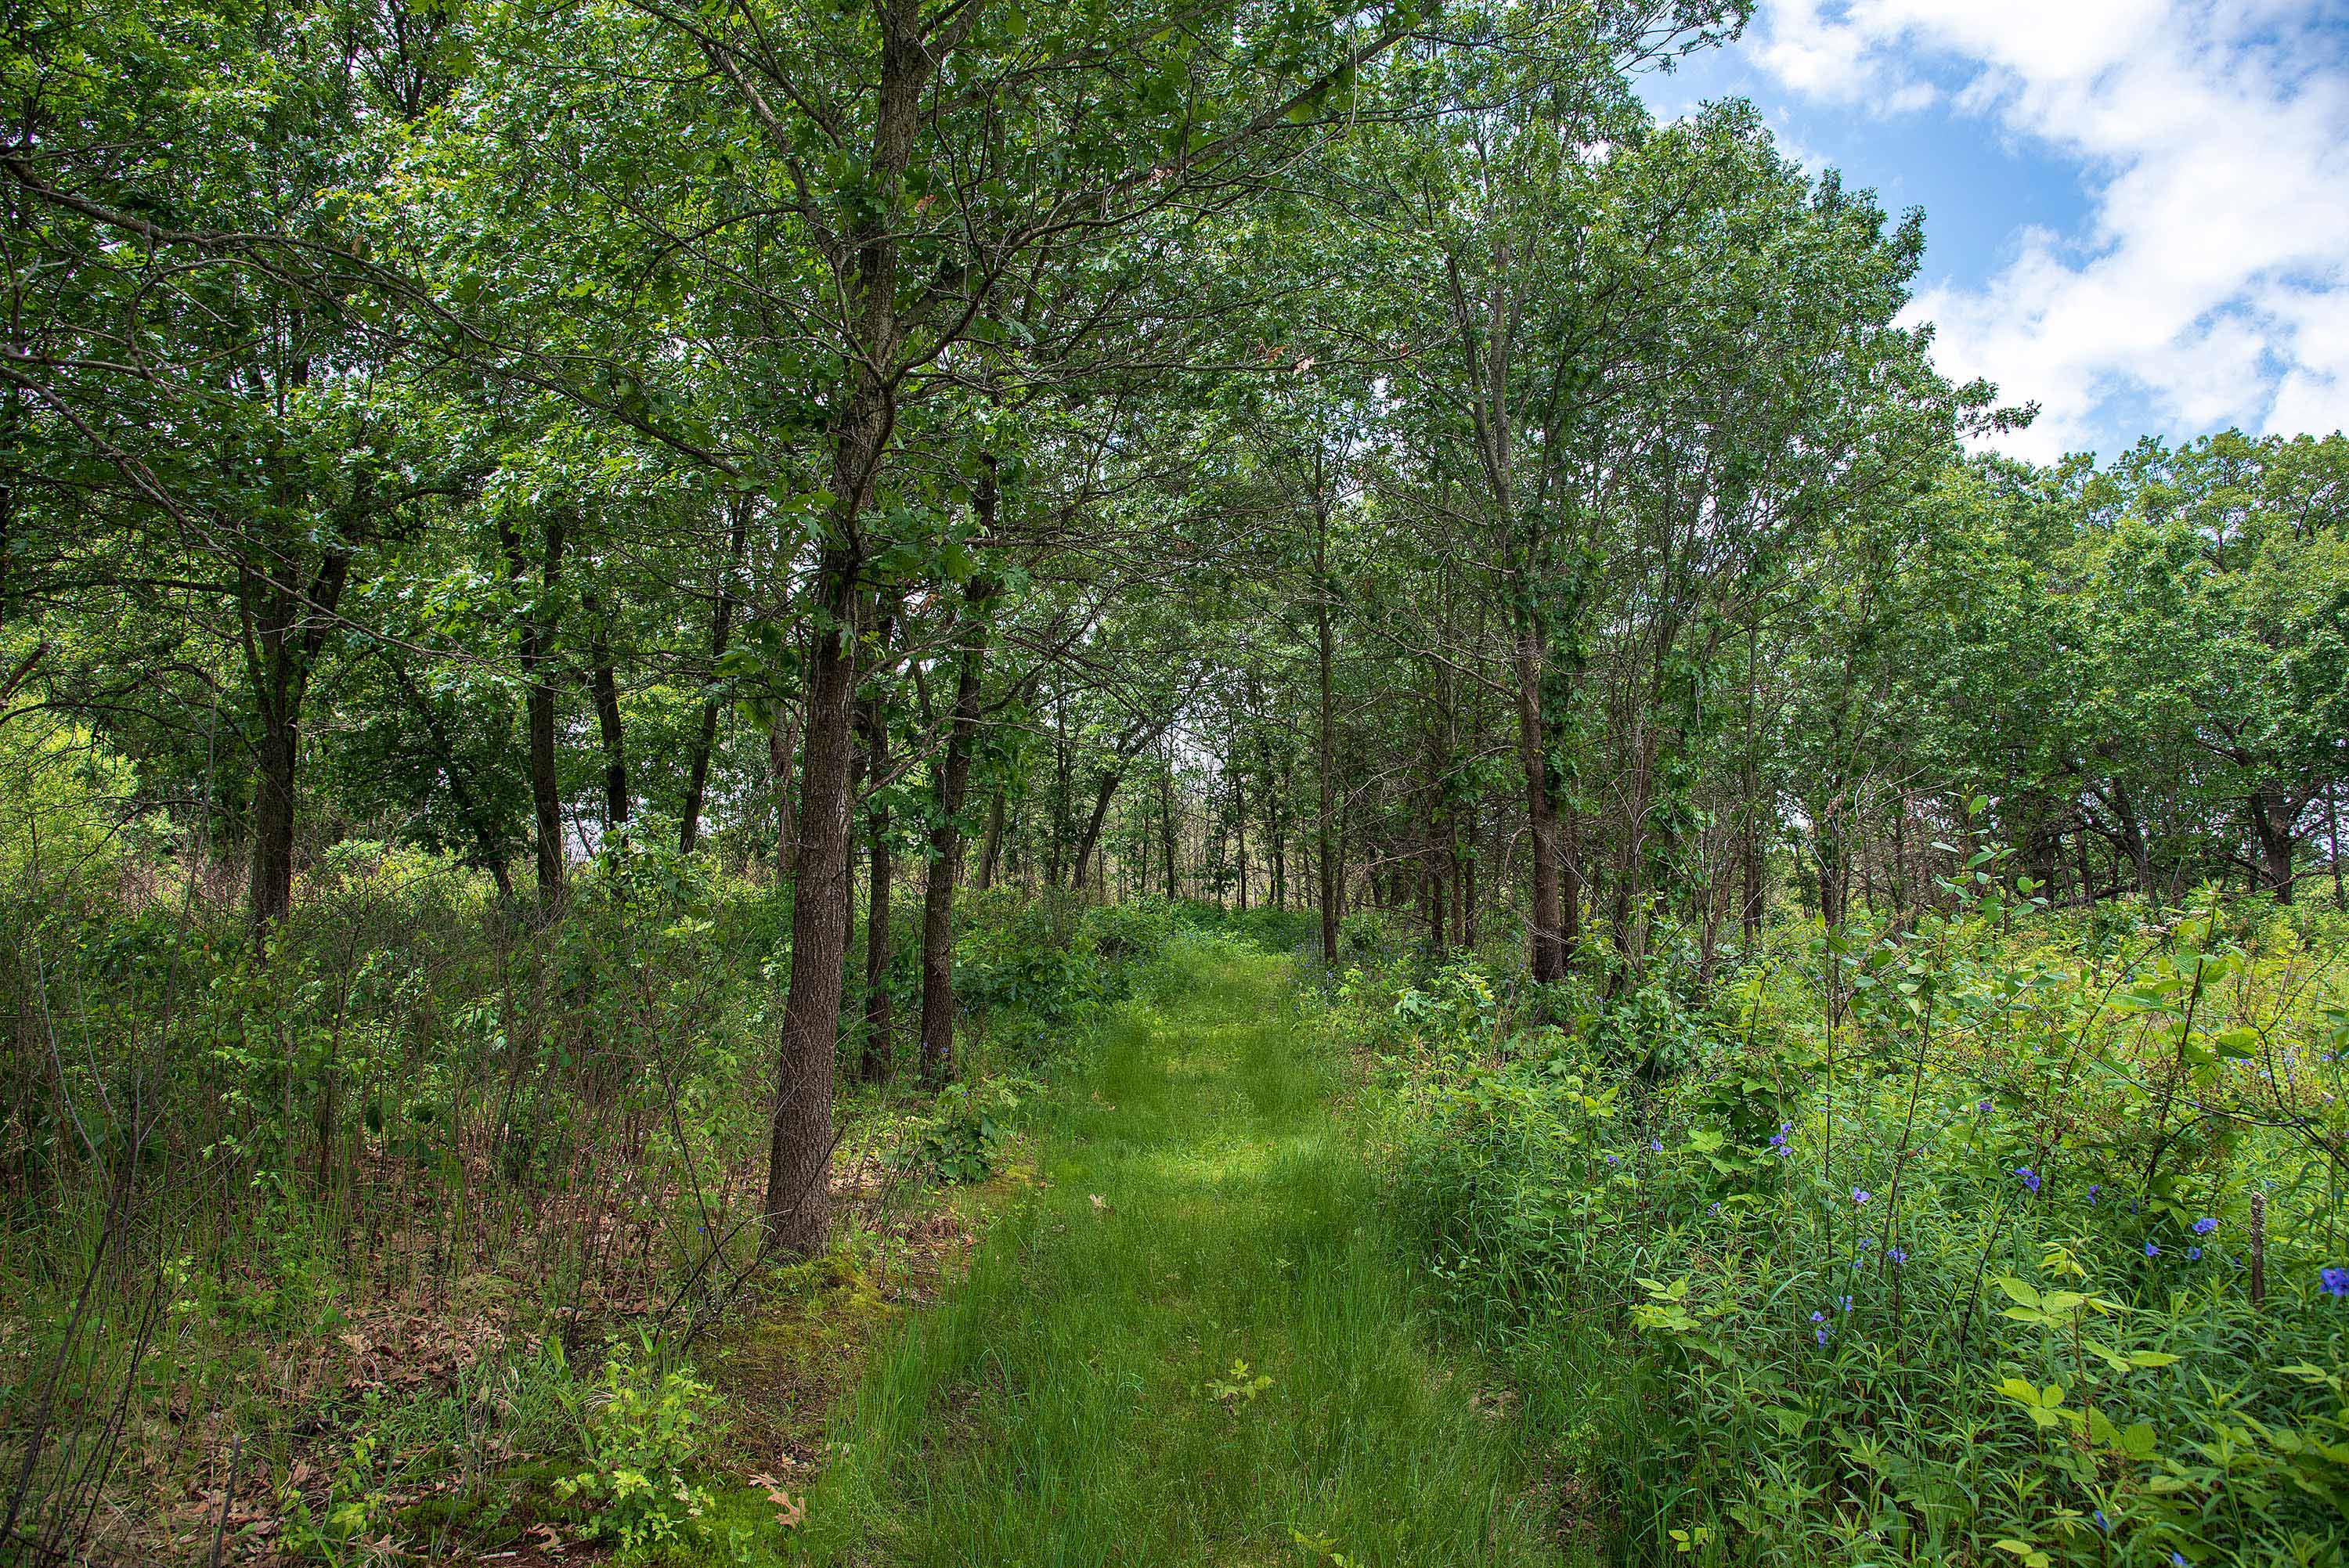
xmin=1750 ymin=1 xmax=2349 ymax=460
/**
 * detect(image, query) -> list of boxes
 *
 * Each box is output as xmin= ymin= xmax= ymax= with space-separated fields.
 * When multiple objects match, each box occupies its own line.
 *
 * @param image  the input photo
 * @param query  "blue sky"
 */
xmin=1638 ymin=2 xmax=2349 ymax=465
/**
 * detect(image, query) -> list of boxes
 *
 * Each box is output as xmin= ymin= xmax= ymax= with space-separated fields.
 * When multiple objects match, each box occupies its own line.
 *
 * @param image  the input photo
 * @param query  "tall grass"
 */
xmin=1346 ymin=890 xmax=2349 ymax=1566
xmin=797 ymin=937 xmax=1580 ymax=1567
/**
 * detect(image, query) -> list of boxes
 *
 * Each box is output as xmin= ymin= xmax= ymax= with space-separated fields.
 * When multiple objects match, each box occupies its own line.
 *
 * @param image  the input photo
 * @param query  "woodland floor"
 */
xmin=787 ymin=939 xmax=1580 ymax=1567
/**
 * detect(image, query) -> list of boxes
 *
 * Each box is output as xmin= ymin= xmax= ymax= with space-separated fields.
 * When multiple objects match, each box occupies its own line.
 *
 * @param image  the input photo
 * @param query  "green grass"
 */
xmin=792 ymin=935 xmax=1578 ymax=1567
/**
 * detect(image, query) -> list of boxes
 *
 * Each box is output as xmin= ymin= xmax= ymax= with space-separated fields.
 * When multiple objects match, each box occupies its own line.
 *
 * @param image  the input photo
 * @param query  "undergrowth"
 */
xmin=1339 ymin=871 xmax=2348 ymax=1566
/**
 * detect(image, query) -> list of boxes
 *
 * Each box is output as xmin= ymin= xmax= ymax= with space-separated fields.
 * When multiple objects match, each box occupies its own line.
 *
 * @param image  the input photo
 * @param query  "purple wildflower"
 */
xmin=1889 ymin=1246 xmax=1907 ymax=1265
xmin=2192 ymin=1217 xmax=2217 ymax=1235
xmin=2188 ymin=1247 xmax=2203 ymax=1261
xmin=1649 ymin=1138 xmax=1663 ymax=1154
xmin=2016 ymin=1166 xmax=2040 ymax=1194
xmin=2322 ymin=1267 xmax=2349 ymax=1299
xmin=2087 ymin=1184 xmax=2101 ymax=1204
xmin=1853 ymin=1188 xmax=1871 ymax=1206
xmin=1978 ymin=1098 xmax=1992 ymax=1112
xmin=2145 ymin=1241 xmax=2160 ymax=1257
xmin=1815 ymin=1326 xmax=1829 ymax=1346
xmin=1606 ymin=1153 xmax=1620 ymax=1166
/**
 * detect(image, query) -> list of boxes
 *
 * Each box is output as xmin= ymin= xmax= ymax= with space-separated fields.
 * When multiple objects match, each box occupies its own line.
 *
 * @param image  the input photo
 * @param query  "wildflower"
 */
xmin=2322 ymin=1267 xmax=2349 ymax=1299
xmin=1709 ymin=1202 xmax=1721 ymax=1215
xmin=1889 ymin=1247 xmax=1907 ymax=1265
xmin=1838 ymin=1295 xmax=1853 ymax=1313
xmin=2192 ymin=1216 xmax=2217 ymax=1235
xmin=2171 ymin=1555 xmax=2188 ymax=1567
xmin=1606 ymin=1153 xmax=1620 ymax=1166
xmin=2087 ymin=1184 xmax=2102 ymax=1204
xmin=2094 ymin=1511 xmax=2109 ymax=1531
xmin=2145 ymin=1241 xmax=2160 ymax=1257
xmin=1859 ymin=1238 xmax=1875 ymax=1249
xmin=1978 ymin=1098 xmax=1992 ymax=1112
xmin=1649 ymin=1138 xmax=1663 ymax=1154
xmin=1853 ymin=1188 xmax=1871 ymax=1206
xmin=1815 ymin=1326 xmax=1829 ymax=1346
xmin=2187 ymin=1247 xmax=2203 ymax=1261
xmin=2015 ymin=1166 xmax=2040 ymax=1194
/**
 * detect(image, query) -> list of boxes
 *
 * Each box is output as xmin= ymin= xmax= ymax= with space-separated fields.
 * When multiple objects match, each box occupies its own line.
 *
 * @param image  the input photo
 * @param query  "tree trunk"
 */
xmin=2249 ymin=790 xmax=2298 ymax=902
xmin=853 ymin=597 xmax=903 ymax=1083
xmin=857 ymin=693 xmax=893 ymax=1083
xmin=1231 ymin=757 xmax=1248 ymax=911
xmin=769 ymin=702 xmax=800 ymax=878
xmin=920 ymin=539 xmax=997 ymax=1086
xmin=977 ymin=787 xmax=1005 ymax=892
xmin=587 ymin=607 xmax=627 ymax=827
xmin=241 ymin=546 xmax=352 ymax=948
xmin=763 ymin=0 xmax=932 ymax=1255
xmin=1163 ymin=743 xmax=1179 ymax=902
xmin=1511 ymin=608 xmax=1565 ymax=982
xmin=1316 ymin=496 xmax=1340 ymax=965
xmin=501 ymin=515 xmax=568 ymax=914
xmin=680 ymin=498 xmax=749 ymax=856
xmin=1070 ymin=768 xmax=1121 ymax=896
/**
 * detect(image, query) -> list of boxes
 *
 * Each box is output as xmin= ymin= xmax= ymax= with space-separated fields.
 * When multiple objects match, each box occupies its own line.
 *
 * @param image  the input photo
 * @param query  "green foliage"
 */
xmin=1352 ymin=902 xmax=2349 ymax=1567
xmin=885 ymin=1076 xmax=1030 ymax=1185
xmin=553 ymin=1341 xmax=719 ymax=1556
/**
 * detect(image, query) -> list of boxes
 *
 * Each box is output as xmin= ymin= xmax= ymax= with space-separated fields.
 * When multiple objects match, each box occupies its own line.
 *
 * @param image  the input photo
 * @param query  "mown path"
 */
xmin=796 ymin=939 xmax=1574 ymax=1567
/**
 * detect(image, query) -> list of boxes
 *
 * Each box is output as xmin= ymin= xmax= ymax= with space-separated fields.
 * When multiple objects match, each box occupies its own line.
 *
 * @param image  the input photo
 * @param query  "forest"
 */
xmin=2 ymin=0 xmax=2345 ymax=1563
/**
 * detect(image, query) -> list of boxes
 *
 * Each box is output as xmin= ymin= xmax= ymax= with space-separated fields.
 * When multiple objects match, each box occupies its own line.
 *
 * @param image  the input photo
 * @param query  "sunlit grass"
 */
xmin=792 ymin=937 xmax=1579 ymax=1566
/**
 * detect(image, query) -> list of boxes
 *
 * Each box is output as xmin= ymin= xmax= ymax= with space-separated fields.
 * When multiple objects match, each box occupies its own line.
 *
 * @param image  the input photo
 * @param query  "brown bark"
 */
xmin=518 ymin=518 xmax=568 ymax=912
xmin=243 ymin=546 xmax=352 ymax=946
xmin=768 ymin=703 xmax=800 ymax=878
xmin=920 ymin=553 xmax=997 ymax=1087
xmin=680 ymin=498 xmax=750 ymax=856
xmin=763 ymin=0 xmax=930 ymax=1255
xmin=2249 ymin=790 xmax=2299 ymax=902
xmin=1070 ymin=768 xmax=1122 ymax=896
xmin=586 ymin=605 xmax=627 ymax=827
xmin=855 ymin=599 xmax=901 ymax=1083
xmin=1315 ymin=486 xmax=1340 ymax=966
xmin=977 ymin=787 xmax=1005 ymax=891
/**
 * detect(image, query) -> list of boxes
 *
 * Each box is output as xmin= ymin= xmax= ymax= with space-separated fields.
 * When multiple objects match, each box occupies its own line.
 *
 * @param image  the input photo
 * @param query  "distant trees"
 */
xmin=7 ymin=0 xmax=2344 ymax=1266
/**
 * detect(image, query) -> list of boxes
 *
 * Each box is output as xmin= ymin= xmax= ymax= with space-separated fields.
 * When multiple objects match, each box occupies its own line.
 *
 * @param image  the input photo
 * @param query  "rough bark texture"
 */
xmin=2250 ymin=790 xmax=2299 ymax=902
xmin=856 ymin=651 xmax=894 ymax=1083
xmin=521 ymin=519 xmax=568 ymax=912
xmin=1070 ymin=769 xmax=1121 ymax=895
xmin=587 ymin=608 xmax=627 ymax=827
xmin=680 ymin=499 xmax=750 ymax=856
xmin=763 ymin=0 xmax=929 ymax=1255
xmin=244 ymin=548 xmax=352 ymax=946
xmin=765 ymin=555 xmax=861 ymax=1255
xmin=919 ymin=559 xmax=996 ymax=1087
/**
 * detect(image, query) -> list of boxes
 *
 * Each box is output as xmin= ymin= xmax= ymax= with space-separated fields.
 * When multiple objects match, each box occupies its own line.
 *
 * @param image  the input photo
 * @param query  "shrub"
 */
xmin=1359 ymin=897 xmax=2349 ymax=1567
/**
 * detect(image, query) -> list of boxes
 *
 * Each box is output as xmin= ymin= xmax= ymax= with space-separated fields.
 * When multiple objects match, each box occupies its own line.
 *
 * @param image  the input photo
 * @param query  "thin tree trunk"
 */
xmin=1070 ymin=769 xmax=1122 ymax=896
xmin=681 ymin=498 xmax=750 ymax=856
xmin=768 ymin=703 xmax=800 ymax=879
xmin=920 ymin=550 xmax=996 ymax=1085
xmin=501 ymin=516 xmax=568 ymax=914
xmin=1315 ymin=487 xmax=1340 ymax=965
xmin=977 ymin=788 xmax=1004 ymax=891
xmin=587 ymin=605 xmax=627 ymax=827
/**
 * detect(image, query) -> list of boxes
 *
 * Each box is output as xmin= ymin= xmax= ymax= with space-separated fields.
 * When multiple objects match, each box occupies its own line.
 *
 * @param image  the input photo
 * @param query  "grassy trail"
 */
xmin=796 ymin=938 xmax=1574 ymax=1567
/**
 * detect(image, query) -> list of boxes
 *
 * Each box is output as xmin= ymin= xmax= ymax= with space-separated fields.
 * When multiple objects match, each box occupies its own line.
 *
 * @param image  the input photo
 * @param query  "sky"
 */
xmin=1637 ymin=1 xmax=2349 ymax=464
